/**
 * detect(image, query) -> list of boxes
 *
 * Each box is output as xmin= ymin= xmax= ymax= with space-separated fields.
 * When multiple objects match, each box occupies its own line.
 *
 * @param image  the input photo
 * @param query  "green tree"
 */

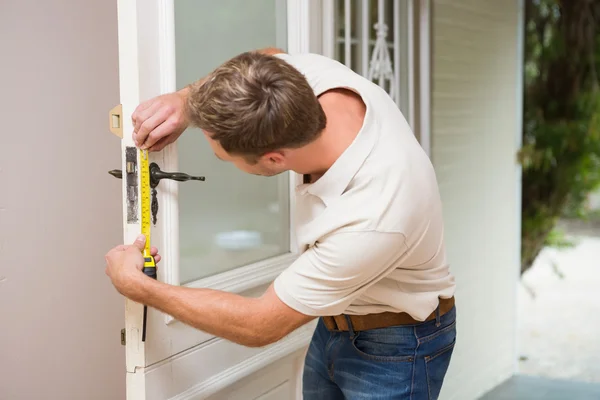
xmin=520 ymin=0 xmax=600 ymax=273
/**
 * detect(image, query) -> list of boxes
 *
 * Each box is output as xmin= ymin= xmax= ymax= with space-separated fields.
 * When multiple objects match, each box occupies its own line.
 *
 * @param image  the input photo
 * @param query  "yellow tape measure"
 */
xmin=139 ymin=149 xmax=156 ymax=273
xmin=139 ymin=149 xmax=155 ymax=343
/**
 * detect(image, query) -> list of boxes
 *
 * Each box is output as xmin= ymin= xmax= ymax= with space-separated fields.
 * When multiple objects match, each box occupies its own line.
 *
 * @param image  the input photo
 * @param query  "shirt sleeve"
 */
xmin=273 ymin=231 xmax=408 ymax=316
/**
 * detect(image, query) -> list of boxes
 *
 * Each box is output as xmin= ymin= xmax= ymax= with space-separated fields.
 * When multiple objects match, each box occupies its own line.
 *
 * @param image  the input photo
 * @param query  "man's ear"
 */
xmin=261 ymin=150 xmax=286 ymax=165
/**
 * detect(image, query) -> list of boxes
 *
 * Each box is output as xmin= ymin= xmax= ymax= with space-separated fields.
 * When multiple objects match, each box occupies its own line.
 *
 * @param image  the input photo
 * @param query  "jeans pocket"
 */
xmin=419 ymin=319 xmax=457 ymax=345
xmin=424 ymin=339 xmax=455 ymax=400
xmin=351 ymin=332 xmax=415 ymax=362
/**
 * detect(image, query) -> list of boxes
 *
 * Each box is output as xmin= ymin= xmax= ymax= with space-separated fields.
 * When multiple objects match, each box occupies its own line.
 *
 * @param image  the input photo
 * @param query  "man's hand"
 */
xmin=104 ymin=235 xmax=313 ymax=347
xmin=130 ymin=47 xmax=286 ymax=151
xmin=104 ymin=235 xmax=161 ymax=299
xmin=132 ymin=88 xmax=190 ymax=151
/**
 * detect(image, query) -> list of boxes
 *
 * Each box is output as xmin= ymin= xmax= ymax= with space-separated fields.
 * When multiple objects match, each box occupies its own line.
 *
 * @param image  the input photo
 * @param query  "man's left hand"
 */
xmin=104 ymin=235 xmax=161 ymax=299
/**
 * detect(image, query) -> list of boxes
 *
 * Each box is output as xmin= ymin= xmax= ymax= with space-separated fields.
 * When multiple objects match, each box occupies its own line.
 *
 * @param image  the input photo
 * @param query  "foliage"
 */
xmin=520 ymin=0 xmax=600 ymax=273
xmin=543 ymin=226 xmax=577 ymax=250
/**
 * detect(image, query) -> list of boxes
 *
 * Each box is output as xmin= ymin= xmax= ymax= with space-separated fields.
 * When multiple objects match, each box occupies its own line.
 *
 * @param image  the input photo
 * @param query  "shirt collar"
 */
xmin=296 ymin=104 xmax=376 ymax=206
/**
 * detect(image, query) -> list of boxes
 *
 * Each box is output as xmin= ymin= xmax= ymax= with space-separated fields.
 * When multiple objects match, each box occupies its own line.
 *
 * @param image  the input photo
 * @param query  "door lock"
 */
xmin=109 ymin=161 xmax=204 ymax=225
xmin=108 ymin=162 xmax=205 ymax=187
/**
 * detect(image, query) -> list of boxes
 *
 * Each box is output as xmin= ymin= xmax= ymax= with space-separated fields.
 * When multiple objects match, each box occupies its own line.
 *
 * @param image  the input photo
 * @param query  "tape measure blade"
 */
xmin=139 ymin=149 xmax=152 ymax=256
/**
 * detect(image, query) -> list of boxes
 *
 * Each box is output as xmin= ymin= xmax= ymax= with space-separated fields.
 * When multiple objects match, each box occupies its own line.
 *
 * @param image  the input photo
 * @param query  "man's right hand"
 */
xmin=131 ymin=88 xmax=190 ymax=151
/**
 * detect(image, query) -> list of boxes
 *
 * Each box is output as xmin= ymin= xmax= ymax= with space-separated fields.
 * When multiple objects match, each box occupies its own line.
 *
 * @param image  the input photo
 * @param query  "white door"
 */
xmin=111 ymin=1 xmax=315 ymax=399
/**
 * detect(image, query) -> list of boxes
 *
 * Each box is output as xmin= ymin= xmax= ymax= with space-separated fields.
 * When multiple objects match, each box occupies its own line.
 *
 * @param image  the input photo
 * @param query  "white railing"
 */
xmin=322 ymin=0 xmax=411 ymax=110
xmin=321 ymin=0 xmax=430 ymax=157
xmin=367 ymin=0 xmax=397 ymax=101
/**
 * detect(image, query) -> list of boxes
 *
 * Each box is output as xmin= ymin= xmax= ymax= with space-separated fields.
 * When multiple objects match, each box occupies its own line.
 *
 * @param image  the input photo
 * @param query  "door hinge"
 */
xmin=121 ymin=328 xmax=126 ymax=346
xmin=109 ymin=104 xmax=123 ymax=138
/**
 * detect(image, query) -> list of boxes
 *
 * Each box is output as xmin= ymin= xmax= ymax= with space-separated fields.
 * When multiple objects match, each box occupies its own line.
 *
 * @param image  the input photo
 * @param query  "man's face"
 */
xmin=204 ymin=132 xmax=288 ymax=177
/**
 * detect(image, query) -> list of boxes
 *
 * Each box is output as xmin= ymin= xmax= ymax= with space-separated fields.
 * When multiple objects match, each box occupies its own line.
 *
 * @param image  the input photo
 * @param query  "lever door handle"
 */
xmin=108 ymin=163 xmax=205 ymax=187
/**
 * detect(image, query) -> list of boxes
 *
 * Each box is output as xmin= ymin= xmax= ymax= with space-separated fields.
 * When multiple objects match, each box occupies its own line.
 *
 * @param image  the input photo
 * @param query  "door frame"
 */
xmin=114 ymin=0 xmax=316 ymax=398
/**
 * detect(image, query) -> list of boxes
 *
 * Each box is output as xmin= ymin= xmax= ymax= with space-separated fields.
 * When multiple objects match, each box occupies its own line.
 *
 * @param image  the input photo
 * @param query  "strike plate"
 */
xmin=109 ymin=104 xmax=123 ymax=138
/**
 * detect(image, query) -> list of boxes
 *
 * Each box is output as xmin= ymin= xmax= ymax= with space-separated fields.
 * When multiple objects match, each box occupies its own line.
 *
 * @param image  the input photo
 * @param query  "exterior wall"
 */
xmin=431 ymin=1 xmax=523 ymax=399
xmin=0 ymin=1 xmax=124 ymax=399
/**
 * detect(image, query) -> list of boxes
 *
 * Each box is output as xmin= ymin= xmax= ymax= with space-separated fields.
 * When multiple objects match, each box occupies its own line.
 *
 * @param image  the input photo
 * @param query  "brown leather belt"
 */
xmin=322 ymin=296 xmax=455 ymax=332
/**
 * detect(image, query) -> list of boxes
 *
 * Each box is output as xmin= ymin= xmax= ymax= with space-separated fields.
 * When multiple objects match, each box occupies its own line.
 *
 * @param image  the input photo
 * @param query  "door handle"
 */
xmin=108 ymin=162 xmax=205 ymax=187
xmin=148 ymin=162 xmax=205 ymax=187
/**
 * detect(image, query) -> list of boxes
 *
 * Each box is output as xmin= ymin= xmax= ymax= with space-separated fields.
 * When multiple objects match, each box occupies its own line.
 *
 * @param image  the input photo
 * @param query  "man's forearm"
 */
xmin=132 ymin=277 xmax=278 ymax=347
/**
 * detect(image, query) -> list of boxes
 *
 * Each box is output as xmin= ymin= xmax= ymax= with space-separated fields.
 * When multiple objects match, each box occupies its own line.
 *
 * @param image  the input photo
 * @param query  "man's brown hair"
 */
xmin=185 ymin=51 xmax=326 ymax=161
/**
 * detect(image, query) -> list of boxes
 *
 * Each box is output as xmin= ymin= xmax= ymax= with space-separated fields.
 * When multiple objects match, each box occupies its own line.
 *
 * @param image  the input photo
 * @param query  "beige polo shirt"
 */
xmin=273 ymin=53 xmax=456 ymax=321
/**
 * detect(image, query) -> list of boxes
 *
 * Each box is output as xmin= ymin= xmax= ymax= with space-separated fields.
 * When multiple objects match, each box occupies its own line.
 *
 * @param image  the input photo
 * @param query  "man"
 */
xmin=105 ymin=47 xmax=457 ymax=399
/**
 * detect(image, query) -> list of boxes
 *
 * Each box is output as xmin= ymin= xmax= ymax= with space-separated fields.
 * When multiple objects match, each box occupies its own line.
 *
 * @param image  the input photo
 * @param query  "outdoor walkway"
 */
xmin=517 ymin=223 xmax=600 ymax=382
xmin=482 ymin=219 xmax=600 ymax=399
xmin=481 ymin=375 xmax=600 ymax=400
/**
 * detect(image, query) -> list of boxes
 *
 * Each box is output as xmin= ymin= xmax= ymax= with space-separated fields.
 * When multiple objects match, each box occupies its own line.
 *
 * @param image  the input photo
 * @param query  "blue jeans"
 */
xmin=303 ymin=306 xmax=456 ymax=400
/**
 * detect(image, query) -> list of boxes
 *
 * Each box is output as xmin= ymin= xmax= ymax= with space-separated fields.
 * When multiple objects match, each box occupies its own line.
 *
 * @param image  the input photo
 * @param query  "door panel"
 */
xmin=144 ymin=338 xmax=310 ymax=400
xmin=174 ymin=0 xmax=291 ymax=284
xmin=115 ymin=0 xmax=314 ymax=398
xmin=204 ymin=351 xmax=305 ymax=400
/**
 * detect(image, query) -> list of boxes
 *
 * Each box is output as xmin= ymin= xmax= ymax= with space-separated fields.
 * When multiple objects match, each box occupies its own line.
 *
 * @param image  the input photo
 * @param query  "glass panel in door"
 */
xmin=174 ymin=0 xmax=290 ymax=284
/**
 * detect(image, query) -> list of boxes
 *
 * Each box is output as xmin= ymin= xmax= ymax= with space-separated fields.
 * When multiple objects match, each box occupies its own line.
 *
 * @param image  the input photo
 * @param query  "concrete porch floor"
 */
xmin=480 ymin=375 xmax=600 ymax=400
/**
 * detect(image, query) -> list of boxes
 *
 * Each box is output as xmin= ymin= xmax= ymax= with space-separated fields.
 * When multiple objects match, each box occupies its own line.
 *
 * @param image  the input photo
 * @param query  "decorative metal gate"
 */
xmin=321 ymin=0 xmax=431 ymax=155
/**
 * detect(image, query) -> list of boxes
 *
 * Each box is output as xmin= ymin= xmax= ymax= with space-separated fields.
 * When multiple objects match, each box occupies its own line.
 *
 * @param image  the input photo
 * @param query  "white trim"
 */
xmin=407 ymin=0 xmax=415 ymax=130
xmin=322 ymin=0 xmax=335 ymax=58
xmin=144 ymin=323 xmax=316 ymax=400
xmin=183 ymin=254 xmax=297 ymax=293
xmin=344 ymin=0 xmax=351 ymax=67
xmin=376 ymin=0 xmax=385 ymax=87
xmin=278 ymin=174 xmax=292 ymax=257
xmin=393 ymin=0 xmax=401 ymax=109
xmin=116 ymin=0 xmax=146 ymax=377
xmin=158 ymin=0 xmax=182 ymax=325
xmin=285 ymin=0 xmax=307 ymax=258
xmin=513 ymin=0 xmax=525 ymax=374
xmin=165 ymin=254 xmax=298 ymax=325
xmin=418 ymin=0 xmax=431 ymax=158
xmin=287 ymin=0 xmax=311 ymax=53
xmin=159 ymin=0 xmax=176 ymax=94
xmin=361 ymin=0 xmax=370 ymax=76
xmin=289 ymin=174 xmax=302 ymax=254
xmin=126 ymin=370 xmax=145 ymax=400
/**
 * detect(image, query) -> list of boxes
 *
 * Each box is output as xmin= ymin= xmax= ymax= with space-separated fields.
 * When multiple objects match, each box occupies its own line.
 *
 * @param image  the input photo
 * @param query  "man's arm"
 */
xmin=131 ymin=279 xmax=314 ymax=347
xmin=106 ymin=226 xmax=408 ymax=347
xmin=104 ymin=235 xmax=313 ymax=348
xmin=132 ymin=47 xmax=286 ymax=151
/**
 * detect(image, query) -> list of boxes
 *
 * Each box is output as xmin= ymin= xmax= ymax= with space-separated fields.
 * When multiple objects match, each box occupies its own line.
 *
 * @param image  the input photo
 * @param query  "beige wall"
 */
xmin=432 ymin=0 xmax=523 ymax=399
xmin=0 ymin=1 xmax=124 ymax=399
